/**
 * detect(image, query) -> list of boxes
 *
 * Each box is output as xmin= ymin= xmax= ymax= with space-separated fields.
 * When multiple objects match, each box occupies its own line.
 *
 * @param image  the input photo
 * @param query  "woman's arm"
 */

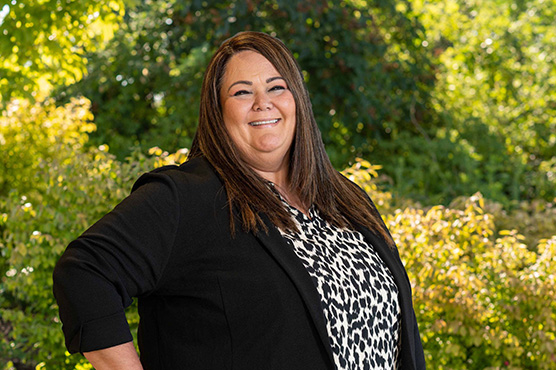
xmin=53 ymin=171 xmax=180 ymax=354
xmin=84 ymin=341 xmax=143 ymax=370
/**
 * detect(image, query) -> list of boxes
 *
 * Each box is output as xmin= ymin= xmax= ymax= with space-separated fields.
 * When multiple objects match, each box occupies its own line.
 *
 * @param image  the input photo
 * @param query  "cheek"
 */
xmin=280 ymin=94 xmax=296 ymax=116
xmin=284 ymin=102 xmax=297 ymax=131
xmin=223 ymin=100 xmax=248 ymax=126
xmin=222 ymin=103 xmax=248 ymax=147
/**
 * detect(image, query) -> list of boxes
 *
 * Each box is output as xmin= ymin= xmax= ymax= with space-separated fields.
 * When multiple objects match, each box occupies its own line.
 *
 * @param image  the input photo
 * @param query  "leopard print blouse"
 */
xmin=278 ymin=200 xmax=401 ymax=370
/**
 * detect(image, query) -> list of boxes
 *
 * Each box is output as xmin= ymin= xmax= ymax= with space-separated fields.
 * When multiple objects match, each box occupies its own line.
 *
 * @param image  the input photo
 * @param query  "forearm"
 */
xmin=84 ymin=341 xmax=143 ymax=370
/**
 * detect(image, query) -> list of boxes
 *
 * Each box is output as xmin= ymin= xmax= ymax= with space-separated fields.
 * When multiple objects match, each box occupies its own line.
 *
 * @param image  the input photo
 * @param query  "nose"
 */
xmin=253 ymin=93 xmax=273 ymax=111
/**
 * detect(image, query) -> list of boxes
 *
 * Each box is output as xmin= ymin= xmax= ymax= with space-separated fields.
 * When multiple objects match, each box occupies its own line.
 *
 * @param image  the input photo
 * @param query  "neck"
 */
xmin=264 ymin=174 xmax=309 ymax=218
xmin=248 ymin=157 xmax=309 ymax=217
xmin=255 ymin=167 xmax=290 ymax=190
xmin=247 ymin=153 xmax=291 ymax=190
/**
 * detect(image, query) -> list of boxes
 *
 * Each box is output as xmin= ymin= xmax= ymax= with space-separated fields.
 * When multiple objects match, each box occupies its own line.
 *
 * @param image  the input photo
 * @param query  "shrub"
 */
xmin=0 ymin=98 xmax=95 ymax=196
xmin=387 ymin=194 xmax=556 ymax=369
xmin=0 ymin=145 xmax=158 ymax=368
xmin=486 ymin=199 xmax=556 ymax=249
xmin=0 ymin=98 xmax=156 ymax=368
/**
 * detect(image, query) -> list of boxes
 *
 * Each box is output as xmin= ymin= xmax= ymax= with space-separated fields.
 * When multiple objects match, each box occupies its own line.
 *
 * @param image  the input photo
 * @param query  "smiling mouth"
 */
xmin=248 ymin=118 xmax=280 ymax=126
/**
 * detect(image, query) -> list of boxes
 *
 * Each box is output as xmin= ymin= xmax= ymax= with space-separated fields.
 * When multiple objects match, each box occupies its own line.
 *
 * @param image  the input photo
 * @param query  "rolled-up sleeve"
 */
xmin=53 ymin=170 xmax=180 ymax=354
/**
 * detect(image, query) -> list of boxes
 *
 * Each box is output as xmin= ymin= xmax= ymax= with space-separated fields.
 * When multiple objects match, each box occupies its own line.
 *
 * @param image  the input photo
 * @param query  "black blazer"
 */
xmin=53 ymin=156 xmax=425 ymax=370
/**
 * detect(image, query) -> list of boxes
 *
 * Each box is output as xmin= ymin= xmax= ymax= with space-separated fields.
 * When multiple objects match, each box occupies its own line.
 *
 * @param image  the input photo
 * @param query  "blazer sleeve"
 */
xmin=52 ymin=170 xmax=180 ymax=354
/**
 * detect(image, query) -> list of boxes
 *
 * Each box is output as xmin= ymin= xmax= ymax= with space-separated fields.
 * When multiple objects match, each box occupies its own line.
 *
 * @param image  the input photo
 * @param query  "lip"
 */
xmin=248 ymin=118 xmax=280 ymax=127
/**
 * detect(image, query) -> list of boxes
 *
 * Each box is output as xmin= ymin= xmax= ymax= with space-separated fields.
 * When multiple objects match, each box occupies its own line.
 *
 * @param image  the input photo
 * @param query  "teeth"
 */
xmin=249 ymin=119 xmax=279 ymax=126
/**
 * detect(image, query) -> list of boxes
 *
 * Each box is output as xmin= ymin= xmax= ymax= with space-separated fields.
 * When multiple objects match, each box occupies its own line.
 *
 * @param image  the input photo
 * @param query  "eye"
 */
xmin=269 ymin=85 xmax=286 ymax=92
xmin=233 ymin=89 xmax=251 ymax=96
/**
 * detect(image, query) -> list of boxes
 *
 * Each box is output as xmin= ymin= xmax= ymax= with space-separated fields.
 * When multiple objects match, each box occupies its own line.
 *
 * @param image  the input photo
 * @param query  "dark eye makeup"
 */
xmin=233 ymin=90 xmax=250 ymax=96
xmin=231 ymin=84 xmax=287 ymax=97
xmin=269 ymin=85 xmax=286 ymax=92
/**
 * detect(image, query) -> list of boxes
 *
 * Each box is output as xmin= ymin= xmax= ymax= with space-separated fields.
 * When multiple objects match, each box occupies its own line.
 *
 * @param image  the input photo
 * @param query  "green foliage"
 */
xmin=341 ymin=158 xmax=412 ymax=214
xmin=0 ymin=98 xmax=155 ymax=368
xmin=376 ymin=124 xmax=532 ymax=205
xmin=387 ymin=194 xmax=556 ymax=370
xmin=0 ymin=0 xmax=125 ymax=105
xmin=0 ymin=97 xmax=95 ymax=196
xmin=57 ymin=0 xmax=436 ymax=166
xmin=484 ymin=197 xmax=556 ymax=248
xmin=398 ymin=0 xmax=556 ymax=203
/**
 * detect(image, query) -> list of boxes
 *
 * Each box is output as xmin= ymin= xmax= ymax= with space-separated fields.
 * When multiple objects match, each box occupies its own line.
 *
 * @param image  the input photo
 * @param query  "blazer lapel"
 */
xmin=255 ymin=217 xmax=335 ymax=367
xmin=355 ymin=225 xmax=417 ymax=370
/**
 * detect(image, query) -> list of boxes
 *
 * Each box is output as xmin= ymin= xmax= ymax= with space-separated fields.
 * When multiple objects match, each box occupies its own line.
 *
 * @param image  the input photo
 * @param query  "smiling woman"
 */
xmin=53 ymin=31 xmax=426 ymax=370
xmin=220 ymin=51 xmax=299 ymax=209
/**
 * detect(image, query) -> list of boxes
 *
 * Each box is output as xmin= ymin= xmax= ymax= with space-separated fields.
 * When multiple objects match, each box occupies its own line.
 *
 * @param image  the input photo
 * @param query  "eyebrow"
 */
xmin=227 ymin=76 xmax=285 ymax=92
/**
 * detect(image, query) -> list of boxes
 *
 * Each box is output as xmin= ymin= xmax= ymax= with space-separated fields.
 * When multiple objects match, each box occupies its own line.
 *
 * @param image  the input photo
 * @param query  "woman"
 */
xmin=53 ymin=31 xmax=425 ymax=370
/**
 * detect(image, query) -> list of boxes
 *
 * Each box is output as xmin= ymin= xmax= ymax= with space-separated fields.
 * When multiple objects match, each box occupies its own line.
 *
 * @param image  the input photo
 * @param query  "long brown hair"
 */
xmin=188 ymin=31 xmax=393 ymax=246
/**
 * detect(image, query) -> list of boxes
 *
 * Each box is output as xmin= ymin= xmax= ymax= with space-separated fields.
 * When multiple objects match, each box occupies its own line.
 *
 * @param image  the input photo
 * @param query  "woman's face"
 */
xmin=220 ymin=51 xmax=296 ymax=174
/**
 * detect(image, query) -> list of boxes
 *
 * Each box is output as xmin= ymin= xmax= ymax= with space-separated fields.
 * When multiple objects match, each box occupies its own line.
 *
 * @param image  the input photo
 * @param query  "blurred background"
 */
xmin=0 ymin=0 xmax=555 ymax=369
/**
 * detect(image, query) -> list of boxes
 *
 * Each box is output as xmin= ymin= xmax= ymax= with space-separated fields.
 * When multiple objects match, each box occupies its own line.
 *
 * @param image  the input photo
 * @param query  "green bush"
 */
xmin=0 ymin=97 xmax=95 ymax=196
xmin=0 ymin=98 xmax=156 ymax=368
xmin=486 ymin=199 xmax=556 ymax=248
xmin=387 ymin=194 xmax=556 ymax=369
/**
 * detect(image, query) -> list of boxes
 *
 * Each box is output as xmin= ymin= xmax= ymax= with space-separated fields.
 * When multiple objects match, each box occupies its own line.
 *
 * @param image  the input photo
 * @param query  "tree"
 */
xmin=405 ymin=0 xmax=556 ymax=203
xmin=58 ymin=0 xmax=436 ymax=167
xmin=0 ymin=0 xmax=126 ymax=105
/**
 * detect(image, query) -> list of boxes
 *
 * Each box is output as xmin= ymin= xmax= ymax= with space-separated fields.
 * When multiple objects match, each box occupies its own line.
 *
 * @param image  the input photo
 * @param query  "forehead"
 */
xmin=222 ymin=51 xmax=281 ymax=83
